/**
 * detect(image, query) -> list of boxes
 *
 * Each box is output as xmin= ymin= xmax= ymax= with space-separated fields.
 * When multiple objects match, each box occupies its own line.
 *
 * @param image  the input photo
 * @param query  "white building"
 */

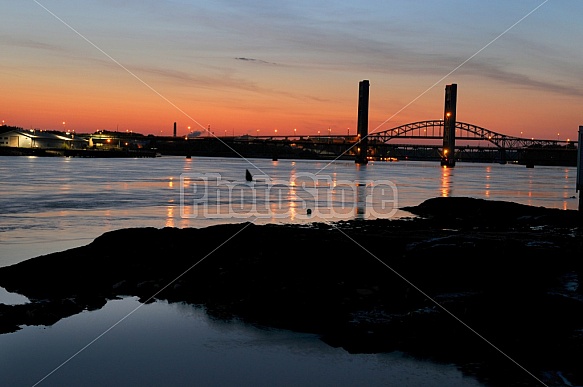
xmin=0 ymin=129 xmax=86 ymax=149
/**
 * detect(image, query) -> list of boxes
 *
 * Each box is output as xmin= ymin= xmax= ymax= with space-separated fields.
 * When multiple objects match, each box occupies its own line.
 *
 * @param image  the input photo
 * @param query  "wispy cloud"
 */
xmin=0 ymin=36 xmax=66 ymax=53
xmin=129 ymin=64 xmax=261 ymax=92
xmin=87 ymin=1 xmax=582 ymax=101
xmin=458 ymin=60 xmax=583 ymax=98
xmin=234 ymin=57 xmax=276 ymax=65
xmin=96 ymin=60 xmax=326 ymax=103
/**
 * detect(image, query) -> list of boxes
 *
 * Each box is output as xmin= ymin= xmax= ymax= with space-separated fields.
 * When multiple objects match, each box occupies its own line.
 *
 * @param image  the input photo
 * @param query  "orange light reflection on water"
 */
xmin=166 ymin=206 xmax=174 ymax=228
xmin=289 ymin=169 xmax=297 ymax=221
xmin=440 ymin=166 xmax=451 ymax=197
xmin=484 ymin=166 xmax=491 ymax=198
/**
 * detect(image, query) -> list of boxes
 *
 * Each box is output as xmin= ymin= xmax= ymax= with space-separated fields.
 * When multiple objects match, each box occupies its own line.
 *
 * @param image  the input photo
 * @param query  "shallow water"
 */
xmin=0 ymin=297 xmax=485 ymax=387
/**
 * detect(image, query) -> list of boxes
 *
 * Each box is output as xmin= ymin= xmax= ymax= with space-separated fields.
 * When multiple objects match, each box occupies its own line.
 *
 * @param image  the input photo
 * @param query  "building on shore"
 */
xmin=0 ymin=128 xmax=86 ymax=149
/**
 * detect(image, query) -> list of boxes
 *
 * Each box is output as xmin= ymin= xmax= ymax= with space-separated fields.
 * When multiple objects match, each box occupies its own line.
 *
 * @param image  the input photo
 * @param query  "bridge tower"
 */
xmin=441 ymin=83 xmax=457 ymax=167
xmin=355 ymin=80 xmax=370 ymax=165
xmin=578 ymin=126 xmax=583 ymax=211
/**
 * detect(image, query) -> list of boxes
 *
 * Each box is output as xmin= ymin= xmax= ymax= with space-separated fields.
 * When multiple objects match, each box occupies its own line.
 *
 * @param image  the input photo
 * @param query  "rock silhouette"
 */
xmin=0 ymin=197 xmax=582 ymax=387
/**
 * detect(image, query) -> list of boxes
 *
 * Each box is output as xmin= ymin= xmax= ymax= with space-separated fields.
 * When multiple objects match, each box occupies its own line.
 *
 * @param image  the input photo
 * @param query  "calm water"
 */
xmin=0 ymin=297 xmax=483 ymax=387
xmin=0 ymin=155 xmax=578 ymax=386
xmin=0 ymin=155 xmax=577 ymax=267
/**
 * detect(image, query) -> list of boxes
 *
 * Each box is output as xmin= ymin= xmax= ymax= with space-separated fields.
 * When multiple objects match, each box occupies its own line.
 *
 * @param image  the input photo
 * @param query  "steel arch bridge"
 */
xmin=369 ymin=120 xmax=574 ymax=149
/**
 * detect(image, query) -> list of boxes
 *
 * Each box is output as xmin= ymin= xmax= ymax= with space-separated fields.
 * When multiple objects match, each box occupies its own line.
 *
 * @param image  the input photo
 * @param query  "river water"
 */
xmin=0 ymin=155 xmax=577 ymax=267
xmin=0 ymin=155 xmax=578 ymax=386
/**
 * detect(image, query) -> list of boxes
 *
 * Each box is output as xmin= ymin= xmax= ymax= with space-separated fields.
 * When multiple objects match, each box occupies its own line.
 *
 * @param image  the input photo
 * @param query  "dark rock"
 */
xmin=1 ymin=197 xmax=582 ymax=386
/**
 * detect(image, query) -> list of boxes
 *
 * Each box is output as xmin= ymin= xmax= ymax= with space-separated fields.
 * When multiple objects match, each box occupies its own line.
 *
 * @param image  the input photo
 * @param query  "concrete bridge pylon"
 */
xmin=355 ymin=80 xmax=370 ymax=165
xmin=441 ymin=83 xmax=457 ymax=167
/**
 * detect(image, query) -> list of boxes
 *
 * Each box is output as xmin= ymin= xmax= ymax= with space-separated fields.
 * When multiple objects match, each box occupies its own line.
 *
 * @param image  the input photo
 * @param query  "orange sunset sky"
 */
xmin=1 ymin=1 xmax=583 ymax=141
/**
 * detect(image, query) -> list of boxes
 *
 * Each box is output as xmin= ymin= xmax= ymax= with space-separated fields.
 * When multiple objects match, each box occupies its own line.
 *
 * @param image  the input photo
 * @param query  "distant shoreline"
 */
xmin=0 ymin=145 xmax=341 ymax=161
xmin=1 ymin=128 xmax=578 ymax=166
xmin=0 ymin=146 xmax=159 ymax=158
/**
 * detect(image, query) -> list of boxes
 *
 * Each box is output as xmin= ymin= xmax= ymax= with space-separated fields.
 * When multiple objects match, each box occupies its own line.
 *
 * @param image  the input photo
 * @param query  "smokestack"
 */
xmin=173 ymin=122 xmax=177 ymax=137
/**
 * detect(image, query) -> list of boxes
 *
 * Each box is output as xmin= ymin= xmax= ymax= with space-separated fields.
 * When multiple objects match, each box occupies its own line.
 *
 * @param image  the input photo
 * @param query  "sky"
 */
xmin=1 ymin=0 xmax=583 ymax=140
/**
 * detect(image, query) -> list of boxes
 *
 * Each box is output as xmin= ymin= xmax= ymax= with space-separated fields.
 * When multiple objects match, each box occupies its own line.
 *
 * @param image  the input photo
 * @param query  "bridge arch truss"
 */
xmin=370 ymin=120 xmax=570 ymax=149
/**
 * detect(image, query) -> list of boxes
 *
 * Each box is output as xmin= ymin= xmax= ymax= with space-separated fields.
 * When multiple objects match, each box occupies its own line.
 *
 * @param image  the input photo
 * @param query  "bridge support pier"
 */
xmin=441 ymin=83 xmax=457 ymax=167
xmin=577 ymin=126 xmax=583 ymax=212
xmin=499 ymin=148 xmax=507 ymax=164
xmin=355 ymin=80 xmax=369 ymax=165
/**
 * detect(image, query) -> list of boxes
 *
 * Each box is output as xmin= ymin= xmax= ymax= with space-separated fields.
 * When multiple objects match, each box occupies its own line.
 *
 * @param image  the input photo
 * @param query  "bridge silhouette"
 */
xmin=252 ymin=120 xmax=574 ymax=148
xmin=370 ymin=119 xmax=574 ymax=149
xmin=168 ymin=81 xmax=579 ymax=166
xmin=248 ymin=118 xmax=577 ymax=166
xmin=249 ymin=81 xmax=578 ymax=167
xmin=244 ymin=118 xmax=579 ymax=167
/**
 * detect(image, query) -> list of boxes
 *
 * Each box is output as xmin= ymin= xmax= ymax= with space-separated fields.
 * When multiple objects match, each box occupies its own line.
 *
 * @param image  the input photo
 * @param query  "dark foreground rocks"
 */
xmin=1 ymin=197 xmax=583 ymax=387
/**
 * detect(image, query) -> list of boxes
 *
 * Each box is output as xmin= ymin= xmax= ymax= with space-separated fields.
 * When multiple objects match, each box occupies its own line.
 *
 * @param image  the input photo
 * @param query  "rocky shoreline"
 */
xmin=1 ymin=197 xmax=582 ymax=386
